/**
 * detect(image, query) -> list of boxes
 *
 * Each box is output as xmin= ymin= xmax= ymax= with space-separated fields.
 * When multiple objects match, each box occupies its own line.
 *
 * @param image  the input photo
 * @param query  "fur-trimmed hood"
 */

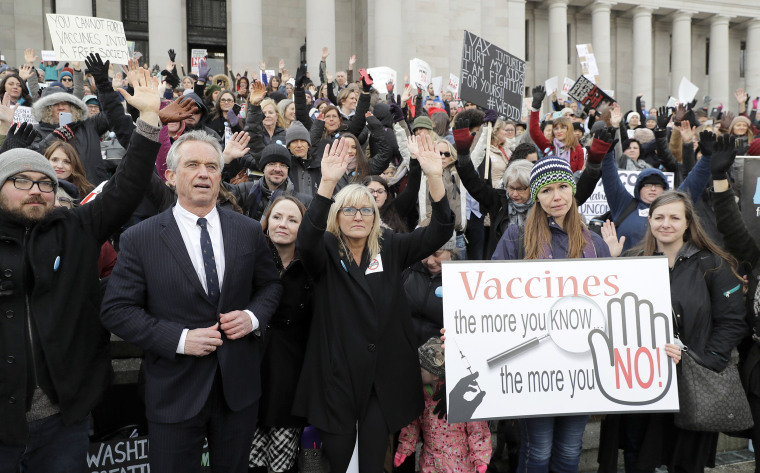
xmin=212 ymin=74 xmax=231 ymax=90
xmin=33 ymin=92 xmax=88 ymax=122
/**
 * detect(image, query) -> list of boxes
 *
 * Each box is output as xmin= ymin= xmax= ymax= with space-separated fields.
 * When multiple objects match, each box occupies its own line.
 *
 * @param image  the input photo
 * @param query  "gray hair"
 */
xmin=166 ymin=130 xmax=224 ymax=172
xmin=502 ymin=159 xmax=533 ymax=189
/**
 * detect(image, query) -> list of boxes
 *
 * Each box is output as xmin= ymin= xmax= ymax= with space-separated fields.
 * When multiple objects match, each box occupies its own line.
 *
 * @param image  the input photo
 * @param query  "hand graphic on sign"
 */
xmin=447 ymin=371 xmax=486 ymax=423
xmin=589 ymin=292 xmax=673 ymax=406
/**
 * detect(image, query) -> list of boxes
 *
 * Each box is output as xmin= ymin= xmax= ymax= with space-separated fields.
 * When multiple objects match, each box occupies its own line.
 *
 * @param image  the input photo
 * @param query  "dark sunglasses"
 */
xmin=440 ymin=152 xmax=451 ymax=157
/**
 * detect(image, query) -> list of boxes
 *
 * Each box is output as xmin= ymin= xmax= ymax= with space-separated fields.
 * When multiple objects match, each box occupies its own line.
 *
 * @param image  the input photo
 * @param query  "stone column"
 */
xmin=548 ymin=0 xmax=568 ymax=82
xmin=709 ymin=15 xmax=731 ymax=111
xmin=148 ymin=0 xmax=184 ymax=69
xmin=745 ymin=20 xmax=760 ymax=104
xmin=306 ymin=0 xmax=336 ymax=80
xmin=373 ymin=0 xmax=403 ymax=79
xmin=507 ymin=0 xmax=526 ymax=61
xmin=56 ymin=0 xmax=91 ymax=16
xmin=632 ymin=8 xmax=653 ymax=106
xmin=591 ymin=2 xmax=613 ymax=89
xmin=228 ymin=0 xmax=262 ymax=74
xmin=671 ymin=11 xmax=693 ymax=96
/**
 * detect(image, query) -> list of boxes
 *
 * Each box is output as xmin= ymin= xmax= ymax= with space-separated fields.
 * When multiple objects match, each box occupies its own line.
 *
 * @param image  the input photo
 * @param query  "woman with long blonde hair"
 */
xmin=293 ymin=134 xmax=454 ymax=472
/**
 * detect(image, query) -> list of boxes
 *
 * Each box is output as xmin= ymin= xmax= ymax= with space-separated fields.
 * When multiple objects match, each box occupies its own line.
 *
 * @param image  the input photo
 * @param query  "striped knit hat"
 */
xmin=529 ymin=157 xmax=575 ymax=201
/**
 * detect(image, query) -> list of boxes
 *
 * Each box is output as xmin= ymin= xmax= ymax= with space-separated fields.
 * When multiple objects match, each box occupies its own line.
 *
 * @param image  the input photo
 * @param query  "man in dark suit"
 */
xmin=100 ymin=130 xmax=283 ymax=472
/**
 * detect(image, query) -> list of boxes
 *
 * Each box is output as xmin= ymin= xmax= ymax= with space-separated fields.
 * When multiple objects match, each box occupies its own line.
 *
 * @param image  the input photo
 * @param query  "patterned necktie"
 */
xmin=197 ymin=217 xmax=220 ymax=305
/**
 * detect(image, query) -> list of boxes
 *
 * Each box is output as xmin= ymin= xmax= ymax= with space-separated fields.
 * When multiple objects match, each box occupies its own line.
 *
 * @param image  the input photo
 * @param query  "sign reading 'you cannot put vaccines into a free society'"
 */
xmin=442 ymin=257 xmax=679 ymax=423
xmin=46 ymin=14 xmax=130 ymax=64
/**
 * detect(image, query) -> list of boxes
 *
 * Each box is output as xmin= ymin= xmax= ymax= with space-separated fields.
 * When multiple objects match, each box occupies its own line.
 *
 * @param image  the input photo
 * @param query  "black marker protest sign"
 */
xmin=46 ymin=14 xmax=130 ymax=64
xmin=460 ymin=31 xmax=525 ymax=121
xmin=567 ymin=75 xmax=615 ymax=110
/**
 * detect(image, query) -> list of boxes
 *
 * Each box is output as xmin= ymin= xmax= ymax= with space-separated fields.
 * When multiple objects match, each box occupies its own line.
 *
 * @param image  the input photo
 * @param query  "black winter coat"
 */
xmin=401 ymin=262 xmax=443 ymax=347
xmin=0 ymin=125 xmax=160 ymax=445
xmin=292 ymin=194 xmax=454 ymax=434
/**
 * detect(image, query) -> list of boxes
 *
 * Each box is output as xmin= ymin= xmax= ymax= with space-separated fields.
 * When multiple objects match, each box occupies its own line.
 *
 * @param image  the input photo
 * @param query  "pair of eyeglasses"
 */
xmin=507 ymin=186 xmax=528 ymax=193
xmin=8 ymin=177 xmax=55 ymax=193
xmin=440 ymin=152 xmax=451 ymax=157
xmin=56 ymin=196 xmax=77 ymax=208
xmin=341 ymin=207 xmax=374 ymax=216
xmin=220 ymin=98 xmax=234 ymax=103
xmin=368 ymin=188 xmax=386 ymax=195
xmin=642 ymin=183 xmax=664 ymax=190
xmin=505 ymin=128 xmax=516 ymax=134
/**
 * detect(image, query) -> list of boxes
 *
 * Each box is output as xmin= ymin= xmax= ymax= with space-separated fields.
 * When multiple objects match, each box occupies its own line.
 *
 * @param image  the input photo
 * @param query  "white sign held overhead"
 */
xmin=432 ymin=76 xmax=443 ymax=97
xmin=191 ymin=49 xmax=207 ymax=76
xmin=366 ymin=67 xmax=397 ymax=91
xmin=41 ymin=50 xmax=57 ymax=62
xmin=545 ymin=76 xmax=559 ymax=95
xmin=678 ymin=77 xmax=699 ymax=105
xmin=45 ymin=14 xmax=130 ymax=64
xmin=409 ymin=58 xmax=432 ymax=90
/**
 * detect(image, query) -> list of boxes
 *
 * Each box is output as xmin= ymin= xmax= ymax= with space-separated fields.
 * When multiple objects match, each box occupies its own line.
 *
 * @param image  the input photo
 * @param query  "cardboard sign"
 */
xmin=459 ymin=30 xmax=525 ymax=122
xmin=447 ymin=73 xmax=460 ymax=97
xmin=87 ymin=436 xmax=211 ymax=472
xmin=410 ymin=58 xmax=432 ymax=90
xmin=442 ymin=257 xmax=678 ymax=423
xmin=41 ymin=50 xmax=57 ymax=62
xmin=366 ymin=66 xmax=397 ymax=91
xmin=12 ymin=106 xmax=38 ymax=125
xmin=568 ymin=75 xmax=615 ymax=110
xmin=545 ymin=76 xmax=559 ymax=95
xmin=45 ymin=14 xmax=130 ymax=64
xmin=576 ymin=44 xmax=600 ymax=84
xmin=560 ymin=77 xmax=575 ymax=99
xmin=191 ymin=49 xmax=207 ymax=75
xmin=579 ymin=170 xmax=675 ymax=221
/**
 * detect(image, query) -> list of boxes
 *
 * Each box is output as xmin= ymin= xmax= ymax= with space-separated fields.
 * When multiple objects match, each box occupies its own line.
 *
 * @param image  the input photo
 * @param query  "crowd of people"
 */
xmin=1 ymin=43 xmax=760 ymax=473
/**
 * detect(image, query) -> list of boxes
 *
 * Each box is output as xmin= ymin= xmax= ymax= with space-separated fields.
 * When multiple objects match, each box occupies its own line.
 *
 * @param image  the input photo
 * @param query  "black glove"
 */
xmin=483 ymin=110 xmax=499 ymax=125
xmin=161 ymin=70 xmax=180 ymax=88
xmin=454 ymin=118 xmax=470 ymax=131
xmin=389 ymin=102 xmax=405 ymax=123
xmin=84 ymin=53 xmax=111 ymax=89
xmin=295 ymin=64 xmax=307 ymax=89
xmin=0 ymin=123 xmax=38 ymax=154
xmin=710 ymin=134 xmax=736 ymax=180
xmin=698 ymin=130 xmax=717 ymax=157
xmin=588 ymin=128 xmax=616 ymax=164
xmin=688 ymin=98 xmax=698 ymax=110
xmin=432 ymin=381 xmax=447 ymax=420
xmin=168 ymin=49 xmax=176 ymax=62
xmin=656 ymin=106 xmax=670 ymax=130
xmin=361 ymin=73 xmax=373 ymax=93
xmin=531 ymin=85 xmax=546 ymax=110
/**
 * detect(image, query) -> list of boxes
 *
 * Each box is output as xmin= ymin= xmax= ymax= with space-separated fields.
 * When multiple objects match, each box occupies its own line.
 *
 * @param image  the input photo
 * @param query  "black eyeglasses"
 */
xmin=8 ymin=177 xmax=56 ymax=193
xmin=341 ymin=207 xmax=374 ymax=217
xmin=440 ymin=152 xmax=451 ymax=157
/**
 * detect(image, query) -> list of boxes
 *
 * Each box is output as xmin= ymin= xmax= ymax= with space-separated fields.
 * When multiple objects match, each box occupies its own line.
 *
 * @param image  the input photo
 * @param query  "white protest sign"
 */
xmin=191 ymin=49 xmax=207 ymax=75
xmin=41 ymin=50 xmax=57 ymax=62
xmin=578 ymin=170 xmax=675 ymax=221
xmin=432 ymin=76 xmax=443 ymax=97
xmin=46 ymin=14 xmax=130 ymax=64
xmin=678 ymin=77 xmax=699 ymax=105
xmin=410 ymin=58 xmax=432 ymax=90
xmin=12 ymin=106 xmax=38 ymax=125
xmin=521 ymin=97 xmax=536 ymax=123
xmin=545 ymin=76 xmax=559 ymax=95
xmin=264 ymin=69 xmax=276 ymax=83
xmin=561 ymin=77 xmax=575 ymax=99
xmin=366 ymin=67 xmax=397 ymax=91
xmin=442 ymin=257 xmax=678 ymax=423
xmin=447 ymin=74 xmax=460 ymax=96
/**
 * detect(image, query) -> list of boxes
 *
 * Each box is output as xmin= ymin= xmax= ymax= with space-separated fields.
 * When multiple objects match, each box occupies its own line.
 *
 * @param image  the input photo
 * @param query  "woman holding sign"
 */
xmin=292 ymin=133 xmax=454 ymax=472
xmin=491 ymin=157 xmax=610 ymax=473
xmin=529 ymin=86 xmax=586 ymax=173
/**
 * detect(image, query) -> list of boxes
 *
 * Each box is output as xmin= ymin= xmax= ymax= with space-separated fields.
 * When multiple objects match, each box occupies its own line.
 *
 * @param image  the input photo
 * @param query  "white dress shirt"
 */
xmin=172 ymin=203 xmax=257 ymax=354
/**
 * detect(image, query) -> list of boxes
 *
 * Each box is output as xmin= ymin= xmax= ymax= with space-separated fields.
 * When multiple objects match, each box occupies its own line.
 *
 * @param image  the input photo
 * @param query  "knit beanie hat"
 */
xmin=59 ymin=69 xmax=73 ymax=81
xmin=412 ymin=116 xmax=434 ymax=132
xmin=418 ymin=337 xmax=445 ymax=379
xmin=730 ymin=115 xmax=752 ymax=133
xmin=748 ymin=138 xmax=760 ymax=156
xmin=204 ymin=84 xmax=221 ymax=98
xmin=633 ymin=128 xmax=655 ymax=144
xmin=0 ymin=148 xmax=58 ymax=191
xmin=314 ymin=98 xmax=332 ymax=109
xmin=626 ymin=111 xmax=640 ymax=122
xmin=286 ymin=121 xmax=311 ymax=147
xmin=529 ymin=157 xmax=576 ymax=201
xmin=260 ymin=143 xmax=291 ymax=168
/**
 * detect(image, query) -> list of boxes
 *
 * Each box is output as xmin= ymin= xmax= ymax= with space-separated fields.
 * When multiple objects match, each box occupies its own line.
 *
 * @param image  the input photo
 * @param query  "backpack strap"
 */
xmin=615 ymin=198 xmax=640 ymax=226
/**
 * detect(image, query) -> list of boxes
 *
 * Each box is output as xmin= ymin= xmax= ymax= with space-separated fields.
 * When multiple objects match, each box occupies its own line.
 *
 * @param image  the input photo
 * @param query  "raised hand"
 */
xmin=24 ymin=48 xmax=38 ymax=66
xmin=601 ymin=220 xmax=625 ymax=257
xmin=0 ymin=123 xmax=39 ymax=153
xmin=720 ymin=111 xmax=735 ymax=133
xmin=416 ymin=133 xmax=443 ymax=178
xmin=117 ymin=67 xmax=161 ymax=125
xmin=281 ymin=69 xmax=290 ymax=83
xmin=349 ymin=54 xmax=357 ymax=67
xmin=168 ymin=48 xmax=176 ymax=62
xmin=259 ymin=60 xmax=266 ymax=71
xmin=589 ymin=292 xmax=674 ymax=405
xmin=531 ymin=85 xmax=546 ymax=110
xmin=248 ymin=81 xmax=267 ymax=105
xmin=735 ymin=88 xmax=748 ymax=105
xmin=158 ymin=96 xmax=198 ymax=125
xmin=656 ymin=106 xmax=670 ymax=130
xmin=295 ymin=64 xmax=307 ymax=89
xmin=710 ymin=134 xmax=737 ymax=179
xmin=610 ymin=103 xmax=623 ymax=127
xmin=361 ymin=72 xmax=373 ymax=93
xmin=17 ymin=65 xmax=34 ymax=81
xmin=320 ymin=137 xmax=350 ymax=184
xmin=325 ymin=71 xmax=333 ymax=84
xmin=697 ymin=130 xmax=717 ymax=157
xmin=673 ymin=104 xmax=688 ymax=125
xmin=406 ymin=135 xmax=420 ymax=159
xmin=321 ymin=46 xmax=329 ymax=60
xmin=197 ymin=59 xmax=211 ymax=83
xmin=676 ymin=121 xmax=695 ymax=144
xmin=0 ymin=94 xmax=15 ymax=125
xmin=222 ymin=131 xmax=251 ymax=163
xmin=278 ymin=59 xmax=285 ymax=71
xmin=85 ymin=53 xmax=111 ymax=87
xmin=400 ymin=84 xmax=413 ymax=104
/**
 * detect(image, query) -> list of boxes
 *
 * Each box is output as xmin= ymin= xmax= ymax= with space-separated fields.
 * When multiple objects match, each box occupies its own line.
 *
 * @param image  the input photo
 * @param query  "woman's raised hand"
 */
xmin=321 ymin=137 xmax=350 ymax=183
xmin=416 ymin=133 xmax=443 ymax=178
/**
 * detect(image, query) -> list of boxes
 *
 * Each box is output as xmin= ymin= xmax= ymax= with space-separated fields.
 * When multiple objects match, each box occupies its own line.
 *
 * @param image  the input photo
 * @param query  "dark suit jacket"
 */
xmin=100 ymin=205 xmax=282 ymax=423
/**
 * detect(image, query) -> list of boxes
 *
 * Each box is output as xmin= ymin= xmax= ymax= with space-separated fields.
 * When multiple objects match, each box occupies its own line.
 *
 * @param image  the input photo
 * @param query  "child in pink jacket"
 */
xmin=394 ymin=337 xmax=491 ymax=472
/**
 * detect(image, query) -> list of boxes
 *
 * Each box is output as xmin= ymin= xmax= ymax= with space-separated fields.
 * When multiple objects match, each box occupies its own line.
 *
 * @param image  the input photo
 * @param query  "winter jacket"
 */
xmin=292 ymin=194 xmax=455 ymax=434
xmin=492 ymin=219 xmax=611 ymax=261
xmin=226 ymin=178 xmax=312 ymax=221
xmin=401 ymin=262 xmax=444 ymax=347
xmin=529 ymin=110 xmax=585 ymax=172
xmin=601 ymin=148 xmax=712 ymax=252
xmin=397 ymin=381 xmax=491 ymax=472
xmin=0 ymin=122 xmax=160 ymax=445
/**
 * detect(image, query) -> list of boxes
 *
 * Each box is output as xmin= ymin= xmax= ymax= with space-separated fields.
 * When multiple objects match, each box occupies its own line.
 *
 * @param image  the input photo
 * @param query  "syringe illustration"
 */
xmin=451 ymin=337 xmax=481 ymax=393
